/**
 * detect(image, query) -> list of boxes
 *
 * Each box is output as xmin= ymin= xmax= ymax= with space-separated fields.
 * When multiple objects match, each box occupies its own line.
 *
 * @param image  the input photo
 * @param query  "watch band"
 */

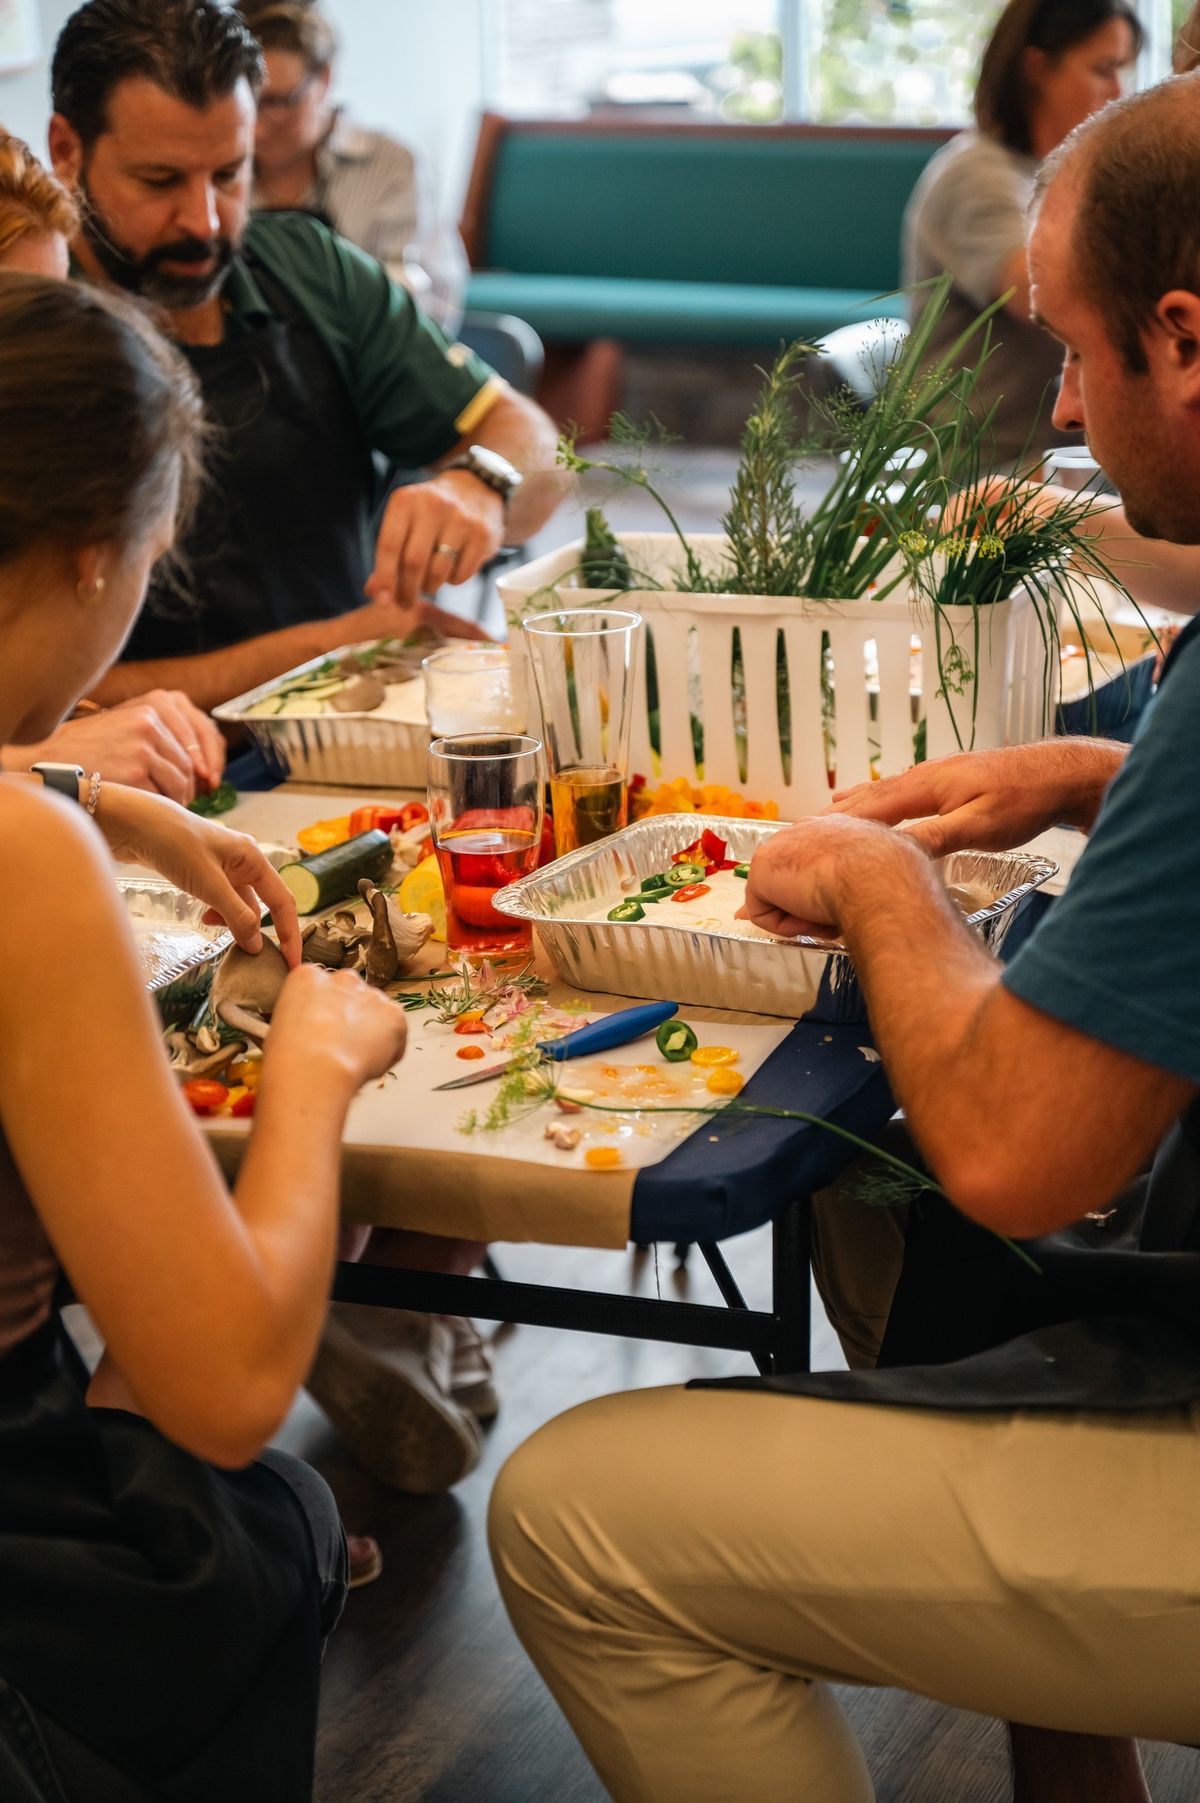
xmin=30 ymin=762 xmax=84 ymax=803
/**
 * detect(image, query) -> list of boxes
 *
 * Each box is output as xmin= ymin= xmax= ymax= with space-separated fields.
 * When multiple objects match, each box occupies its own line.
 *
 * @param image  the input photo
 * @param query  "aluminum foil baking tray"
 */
xmin=213 ymin=643 xmax=430 ymax=790
xmin=493 ymin=815 xmax=1056 ymax=1021
xmin=120 ymin=879 xmax=232 ymax=1020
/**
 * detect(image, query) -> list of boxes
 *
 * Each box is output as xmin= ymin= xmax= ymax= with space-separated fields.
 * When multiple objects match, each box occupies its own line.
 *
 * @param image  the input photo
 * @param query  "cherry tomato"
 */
xmin=182 ymin=1078 xmax=230 ymax=1114
xmin=706 ymin=1069 xmax=745 ymax=1096
xmin=456 ymin=1045 xmax=487 ymax=1061
xmin=453 ymin=1019 xmax=490 ymax=1035
xmin=671 ymin=883 xmax=711 ymax=903
xmin=231 ymin=1091 xmax=257 ymax=1117
xmin=690 ymin=1046 xmax=740 ymax=1068
xmin=585 ymin=1146 xmax=623 ymax=1170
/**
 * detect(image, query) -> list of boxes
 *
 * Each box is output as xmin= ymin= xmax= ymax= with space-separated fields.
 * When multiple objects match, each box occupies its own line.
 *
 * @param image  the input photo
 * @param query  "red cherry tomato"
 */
xmin=182 ymin=1078 xmax=230 ymax=1114
xmin=231 ymin=1091 xmax=257 ymax=1118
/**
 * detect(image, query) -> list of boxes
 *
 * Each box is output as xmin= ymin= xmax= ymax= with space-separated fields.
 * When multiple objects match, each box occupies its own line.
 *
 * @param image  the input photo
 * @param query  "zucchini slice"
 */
xmin=278 ymin=829 xmax=392 ymax=915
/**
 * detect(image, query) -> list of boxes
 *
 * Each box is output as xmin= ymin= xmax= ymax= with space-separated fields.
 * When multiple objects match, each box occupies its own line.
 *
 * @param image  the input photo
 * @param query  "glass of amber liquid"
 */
xmin=427 ymin=734 xmax=545 ymax=957
xmin=522 ymin=608 xmax=643 ymax=856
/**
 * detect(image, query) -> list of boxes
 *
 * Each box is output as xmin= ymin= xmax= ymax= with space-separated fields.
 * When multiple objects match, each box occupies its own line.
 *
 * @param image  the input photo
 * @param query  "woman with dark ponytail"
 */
xmin=903 ymin=0 xmax=1141 ymax=462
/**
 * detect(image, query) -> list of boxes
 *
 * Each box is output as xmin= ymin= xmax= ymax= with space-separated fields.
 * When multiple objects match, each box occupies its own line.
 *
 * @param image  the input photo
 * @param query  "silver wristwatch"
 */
xmin=30 ymin=761 xmax=84 ymax=803
xmin=444 ymin=444 xmax=523 ymax=507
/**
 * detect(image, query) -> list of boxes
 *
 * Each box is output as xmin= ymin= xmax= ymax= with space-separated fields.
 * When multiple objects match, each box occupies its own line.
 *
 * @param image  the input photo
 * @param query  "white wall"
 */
xmin=0 ymin=0 xmax=488 ymax=213
xmin=0 ymin=0 xmax=74 ymax=155
xmin=324 ymin=0 xmax=487 ymax=212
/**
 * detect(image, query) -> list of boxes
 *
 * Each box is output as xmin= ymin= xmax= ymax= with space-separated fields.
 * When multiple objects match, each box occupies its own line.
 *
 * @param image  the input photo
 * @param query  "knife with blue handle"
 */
xmin=432 ymin=999 xmax=680 ymax=1090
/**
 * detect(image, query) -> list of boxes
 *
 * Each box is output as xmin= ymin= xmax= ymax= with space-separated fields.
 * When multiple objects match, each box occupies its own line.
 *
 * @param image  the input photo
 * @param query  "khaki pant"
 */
xmin=488 ymin=1184 xmax=1200 ymax=1801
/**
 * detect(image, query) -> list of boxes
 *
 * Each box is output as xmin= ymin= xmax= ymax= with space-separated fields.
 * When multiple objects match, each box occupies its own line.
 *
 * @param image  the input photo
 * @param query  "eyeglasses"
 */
xmin=258 ymin=71 xmax=319 ymax=114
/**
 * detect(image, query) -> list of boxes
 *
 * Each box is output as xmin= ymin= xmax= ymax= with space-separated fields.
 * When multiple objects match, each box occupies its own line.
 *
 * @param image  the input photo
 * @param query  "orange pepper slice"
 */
xmin=690 ymin=1046 xmax=740 ymax=1068
xmin=584 ymin=1146 xmax=623 ymax=1170
xmin=456 ymin=1045 xmax=487 ymax=1061
xmin=453 ymin=1019 xmax=490 ymax=1036
xmin=706 ymin=1069 xmax=746 ymax=1096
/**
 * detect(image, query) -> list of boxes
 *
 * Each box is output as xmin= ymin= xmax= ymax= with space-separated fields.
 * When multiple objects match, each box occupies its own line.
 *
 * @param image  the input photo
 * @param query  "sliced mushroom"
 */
xmin=329 ymin=674 xmax=387 ymax=713
xmin=301 ymin=919 xmax=352 ymax=969
xmin=211 ymin=938 xmax=290 ymax=1041
xmin=164 ymin=1031 xmax=248 ymax=1080
xmin=385 ymin=903 xmax=434 ymax=969
xmin=544 ymin=1122 xmax=581 ymax=1151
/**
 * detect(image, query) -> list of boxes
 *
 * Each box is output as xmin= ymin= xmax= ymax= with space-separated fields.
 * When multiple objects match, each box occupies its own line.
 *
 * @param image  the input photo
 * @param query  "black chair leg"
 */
xmin=770 ymin=1194 xmax=812 ymax=1374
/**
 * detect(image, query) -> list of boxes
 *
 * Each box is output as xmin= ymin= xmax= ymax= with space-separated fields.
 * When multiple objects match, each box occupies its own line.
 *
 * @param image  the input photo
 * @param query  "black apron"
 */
xmin=704 ymin=618 xmax=1200 ymax=1413
xmin=126 ymin=250 xmax=378 ymax=662
xmin=0 ymin=1321 xmax=322 ymax=1800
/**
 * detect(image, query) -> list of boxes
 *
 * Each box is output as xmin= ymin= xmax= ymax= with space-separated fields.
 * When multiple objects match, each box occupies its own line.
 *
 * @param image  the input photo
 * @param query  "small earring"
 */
xmin=76 ymin=577 xmax=107 ymax=604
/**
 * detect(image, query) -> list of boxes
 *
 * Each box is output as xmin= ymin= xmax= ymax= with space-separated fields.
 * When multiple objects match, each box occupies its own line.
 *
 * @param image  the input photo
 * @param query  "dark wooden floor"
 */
xmin=271 ymin=1232 xmax=1200 ymax=1803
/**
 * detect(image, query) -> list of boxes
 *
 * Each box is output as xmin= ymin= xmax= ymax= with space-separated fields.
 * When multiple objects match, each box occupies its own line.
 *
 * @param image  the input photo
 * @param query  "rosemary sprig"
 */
xmin=408 ymin=960 xmax=548 ymax=1024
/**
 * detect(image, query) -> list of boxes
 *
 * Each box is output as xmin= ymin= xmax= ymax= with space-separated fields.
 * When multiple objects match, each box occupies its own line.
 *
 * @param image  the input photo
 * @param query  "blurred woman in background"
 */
xmin=903 ymin=0 xmax=1141 ymax=464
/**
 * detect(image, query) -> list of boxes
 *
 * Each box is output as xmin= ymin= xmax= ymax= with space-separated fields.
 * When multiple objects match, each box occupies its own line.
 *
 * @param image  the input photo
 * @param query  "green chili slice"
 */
xmin=607 ymin=899 xmax=646 ymax=922
xmin=639 ymin=872 xmax=672 ymax=894
xmin=656 ymin=1020 xmax=699 ymax=1062
xmin=733 ymin=863 xmax=751 ymax=879
xmin=665 ymin=861 xmax=707 ymax=887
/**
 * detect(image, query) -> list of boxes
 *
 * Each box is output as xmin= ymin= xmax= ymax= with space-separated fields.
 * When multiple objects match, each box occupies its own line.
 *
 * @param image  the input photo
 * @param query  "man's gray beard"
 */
xmin=79 ymin=185 xmax=235 ymax=309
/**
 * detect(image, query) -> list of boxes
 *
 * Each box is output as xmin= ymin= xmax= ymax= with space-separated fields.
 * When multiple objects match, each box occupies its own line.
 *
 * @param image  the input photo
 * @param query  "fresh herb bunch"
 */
xmin=898 ymin=457 xmax=1159 ymax=744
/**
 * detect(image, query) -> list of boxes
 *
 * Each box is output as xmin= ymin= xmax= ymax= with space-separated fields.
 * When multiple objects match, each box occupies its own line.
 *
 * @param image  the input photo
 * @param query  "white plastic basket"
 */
xmin=499 ymin=534 xmax=1061 ymax=820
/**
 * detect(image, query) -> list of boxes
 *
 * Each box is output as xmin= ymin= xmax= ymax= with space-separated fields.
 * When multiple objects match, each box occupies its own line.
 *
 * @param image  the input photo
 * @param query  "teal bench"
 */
xmin=461 ymin=115 xmax=951 ymax=349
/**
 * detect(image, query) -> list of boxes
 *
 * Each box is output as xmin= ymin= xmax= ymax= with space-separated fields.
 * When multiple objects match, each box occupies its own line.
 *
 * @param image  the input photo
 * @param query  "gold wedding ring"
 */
xmin=435 ymin=543 xmax=462 ymax=561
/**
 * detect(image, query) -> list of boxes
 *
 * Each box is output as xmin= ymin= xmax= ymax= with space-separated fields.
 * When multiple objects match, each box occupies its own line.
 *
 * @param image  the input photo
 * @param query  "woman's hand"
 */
xmin=94 ymin=784 xmax=302 ymax=965
xmin=264 ymin=964 xmax=409 ymax=1095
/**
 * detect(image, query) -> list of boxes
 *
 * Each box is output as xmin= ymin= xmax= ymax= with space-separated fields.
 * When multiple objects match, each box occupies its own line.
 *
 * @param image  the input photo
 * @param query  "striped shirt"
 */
xmin=253 ymin=110 xmax=469 ymax=334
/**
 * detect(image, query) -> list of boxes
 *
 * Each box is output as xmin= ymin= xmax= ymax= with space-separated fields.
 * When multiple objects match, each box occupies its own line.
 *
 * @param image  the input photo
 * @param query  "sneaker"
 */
xmin=306 ymin=1303 xmax=481 ymax=1494
xmin=346 ymin=1532 xmax=383 ymax=1589
xmin=446 ymin=1316 xmax=500 ymax=1421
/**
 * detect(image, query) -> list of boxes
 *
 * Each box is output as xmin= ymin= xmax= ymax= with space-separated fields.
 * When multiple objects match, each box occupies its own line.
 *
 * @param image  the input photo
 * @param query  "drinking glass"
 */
xmin=427 ymin=734 xmax=544 ymax=957
xmin=522 ymin=608 xmax=642 ymax=857
xmin=421 ymin=645 xmax=525 ymax=737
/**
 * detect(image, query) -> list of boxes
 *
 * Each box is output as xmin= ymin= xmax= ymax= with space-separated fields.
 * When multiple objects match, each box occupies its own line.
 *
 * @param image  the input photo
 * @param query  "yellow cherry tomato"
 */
xmin=689 ymin=1046 xmax=740 ymax=1068
xmin=585 ymin=1146 xmax=624 ymax=1170
xmin=706 ymin=1069 xmax=746 ymax=1096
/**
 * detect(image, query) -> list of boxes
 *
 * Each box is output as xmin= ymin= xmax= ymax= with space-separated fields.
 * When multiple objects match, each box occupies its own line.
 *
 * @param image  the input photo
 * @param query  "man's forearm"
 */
xmin=452 ymin=391 xmax=566 ymax=542
xmin=838 ymin=851 xmax=1002 ymax=1192
xmin=89 ymin=611 xmax=375 ymax=713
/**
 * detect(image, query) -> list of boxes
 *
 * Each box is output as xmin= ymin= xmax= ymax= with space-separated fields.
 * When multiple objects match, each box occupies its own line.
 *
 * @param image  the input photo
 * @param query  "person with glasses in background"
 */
xmin=239 ymin=0 xmax=468 ymax=335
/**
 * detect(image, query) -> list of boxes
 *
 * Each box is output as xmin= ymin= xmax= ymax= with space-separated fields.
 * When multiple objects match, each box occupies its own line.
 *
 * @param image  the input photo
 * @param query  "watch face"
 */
xmin=468 ymin=445 xmax=520 ymax=485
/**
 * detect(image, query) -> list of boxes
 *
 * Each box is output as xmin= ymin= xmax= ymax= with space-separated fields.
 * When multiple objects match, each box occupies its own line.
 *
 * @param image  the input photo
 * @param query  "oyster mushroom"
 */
xmin=329 ymin=673 xmax=387 ymax=713
xmin=384 ymin=902 xmax=433 ymax=968
xmin=164 ymin=1032 xmax=248 ymax=1080
xmin=357 ymin=879 xmax=399 ymax=987
xmin=210 ymin=938 xmax=290 ymax=1041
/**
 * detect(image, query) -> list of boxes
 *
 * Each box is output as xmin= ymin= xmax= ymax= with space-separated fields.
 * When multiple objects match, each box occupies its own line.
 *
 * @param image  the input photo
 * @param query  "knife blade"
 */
xmin=433 ymin=999 xmax=680 ymax=1091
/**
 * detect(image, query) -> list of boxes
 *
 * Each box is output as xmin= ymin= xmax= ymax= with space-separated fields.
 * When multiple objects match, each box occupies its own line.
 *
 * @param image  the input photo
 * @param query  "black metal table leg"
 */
xmin=770 ymin=1194 xmax=812 ymax=1374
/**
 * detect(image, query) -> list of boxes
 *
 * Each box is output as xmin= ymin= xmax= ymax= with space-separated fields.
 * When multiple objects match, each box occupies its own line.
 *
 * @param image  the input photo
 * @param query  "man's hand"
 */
xmin=828 ymin=740 xmax=1128 ymax=856
xmin=740 ymin=813 xmax=931 ymax=940
xmin=2 ymin=691 xmax=226 ymax=803
xmin=366 ymin=471 xmax=504 ymax=609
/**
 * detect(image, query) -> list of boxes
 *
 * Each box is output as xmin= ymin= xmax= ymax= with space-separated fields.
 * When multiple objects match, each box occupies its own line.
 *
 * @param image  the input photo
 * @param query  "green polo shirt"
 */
xmin=231 ymin=211 xmax=503 ymax=466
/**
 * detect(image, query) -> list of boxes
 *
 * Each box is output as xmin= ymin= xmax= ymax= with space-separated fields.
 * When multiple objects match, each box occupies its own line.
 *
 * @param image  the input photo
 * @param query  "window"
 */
xmin=484 ymin=0 xmax=1173 ymax=124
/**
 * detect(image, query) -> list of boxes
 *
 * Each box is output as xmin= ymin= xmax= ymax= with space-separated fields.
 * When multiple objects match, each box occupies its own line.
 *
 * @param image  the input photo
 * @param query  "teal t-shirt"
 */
xmin=1002 ymin=617 xmax=1200 ymax=1082
xmin=231 ymin=211 xmax=503 ymax=466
